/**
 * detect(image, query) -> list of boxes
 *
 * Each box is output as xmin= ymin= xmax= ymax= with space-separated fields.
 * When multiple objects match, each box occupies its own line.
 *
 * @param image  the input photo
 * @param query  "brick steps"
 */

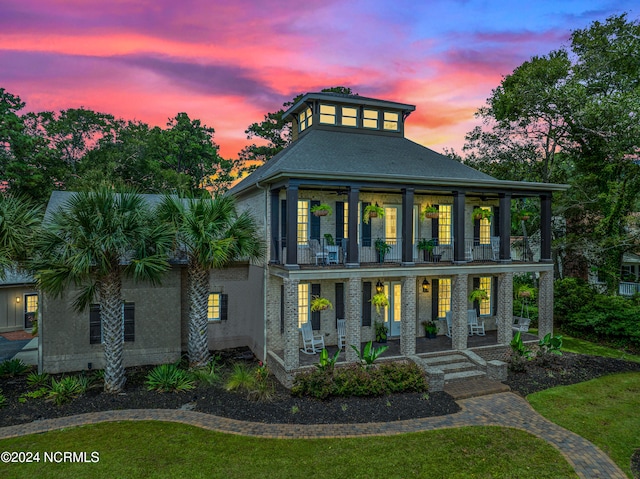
xmin=422 ymin=353 xmax=486 ymax=383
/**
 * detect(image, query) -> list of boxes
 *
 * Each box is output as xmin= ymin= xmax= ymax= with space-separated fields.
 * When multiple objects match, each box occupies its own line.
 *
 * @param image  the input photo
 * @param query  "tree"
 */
xmin=159 ymin=195 xmax=264 ymax=367
xmin=455 ymin=13 xmax=640 ymax=290
xmin=0 ymin=193 xmax=42 ymax=277
xmin=238 ymin=86 xmax=357 ymax=169
xmin=33 ymin=189 xmax=173 ymax=392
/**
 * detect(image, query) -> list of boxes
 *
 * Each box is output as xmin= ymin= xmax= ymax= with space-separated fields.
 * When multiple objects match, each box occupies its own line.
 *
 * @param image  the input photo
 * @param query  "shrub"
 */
xmin=145 ymin=364 xmax=195 ymax=393
xmin=0 ymin=359 xmax=31 ymax=377
xmin=0 ymin=391 xmax=5 ymax=408
xmin=292 ymin=362 xmax=427 ymax=399
xmin=48 ymin=376 xmax=86 ymax=405
xmin=224 ymin=363 xmax=256 ymax=392
xmin=554 ymin=278 xmax=596 ymax=323
xmin=190 ymin=356 xmax=221 ymax=386
xmin=26 ymin=372 xmax=50 ymax=389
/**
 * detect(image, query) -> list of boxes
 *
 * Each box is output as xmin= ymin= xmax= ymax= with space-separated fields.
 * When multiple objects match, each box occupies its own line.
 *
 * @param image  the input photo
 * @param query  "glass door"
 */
xmin=383 ymin=282 xmax=402 ymax=337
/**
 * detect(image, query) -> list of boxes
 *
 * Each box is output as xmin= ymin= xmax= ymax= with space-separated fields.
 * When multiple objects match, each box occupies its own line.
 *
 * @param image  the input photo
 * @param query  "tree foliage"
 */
xmin=454 ymin=13 xmax=640 ymax=290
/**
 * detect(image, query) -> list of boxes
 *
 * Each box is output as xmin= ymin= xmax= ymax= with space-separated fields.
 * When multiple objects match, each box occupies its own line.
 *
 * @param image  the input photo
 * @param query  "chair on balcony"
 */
xmin=491 ymin=236 xmax=500 ymax=261
xmin=467 ymin=309 xmax=486 ymax=336
xmin=337 ymin=319 xmax=346 ymax=349
xmin=309 ymin=239 xmax=328 ymax=265
xmin=300 ymin=321 xmax=325 ymax=354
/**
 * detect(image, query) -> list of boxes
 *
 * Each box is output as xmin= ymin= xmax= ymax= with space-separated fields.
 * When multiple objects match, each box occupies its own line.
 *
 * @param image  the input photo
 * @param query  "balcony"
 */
xmin=272 ymin=236 xmax=540 ymax=268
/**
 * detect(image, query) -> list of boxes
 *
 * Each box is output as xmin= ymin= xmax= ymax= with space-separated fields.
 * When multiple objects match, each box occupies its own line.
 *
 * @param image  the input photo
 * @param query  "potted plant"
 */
xmin=323 ymin=233 xmax=335 ymax=246
xmin=472 ymin=207 xmax=493 ymax=221
xmin=421 ymin=320 xmax=438 ymax=339
xmin=310 ymin=203 xmax=333 ymax=217
xmin=516 ymin=284 xmax=536 ymax=299
xmin=374 ymin=320 xmax=388 ymax=343
xmin=374 ymin=238 xmax=392 ymax=263
xmin=518 ymin=210 xmax=533 ymax=221
xmin=417 ymin=238 xmax=438 ymax=262
xmin=310 ymin=295 xmax=333 ymax=312
xmin=363 ymin=203 xmax=384 ymax=224
xmin=421 ymin=205 xmax=438 ymax=220
xmin=469 ymin=288 xmax=489 ymax=303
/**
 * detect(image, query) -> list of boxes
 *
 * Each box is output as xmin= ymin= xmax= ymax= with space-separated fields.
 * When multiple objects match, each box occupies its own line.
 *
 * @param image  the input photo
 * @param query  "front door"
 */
xmin=384 ymin=282 xmax=402 ymax=337
xmin=24 ymin=294 xmax=38 ymax=329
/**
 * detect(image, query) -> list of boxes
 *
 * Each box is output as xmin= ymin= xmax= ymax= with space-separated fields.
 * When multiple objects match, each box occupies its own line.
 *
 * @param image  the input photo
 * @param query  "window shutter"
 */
xmin=310 ymin=200 xmax=320 ymax=241
xmin=362 ymin=202 xmax=371 ymax=247
xmin=89 ymin=304 xmax=101 ymax=344
xmin=123 ymin=302 xmax=135 ymax=342
xmin=311 ymin=283 xmax=321 ymax=330
xmin=335 ymin=201 xmax=345 ymax=243
xmin=362 ymin=281 xmax=372 ymax=326
xmin=335 ymin=282 xmax=345 ymax=326
xmin=493 ymin=206 xmax=500 ymax=237
xmin=431 ymin=279 xmax=439 ymax=319
xmin=280 ymin=285 xmax=284 ymax=334
xmin=474 ymin=218 xmax=481 ymax=245
xmin=220 ymin=294 xmax=228 ymax=321
xmin=431 ymin=205 xmax=439 ymax=242
xmin=280 ymin=199 xmax=287 ymax=248
xmin=492 ymin=276 xmax=498 ymax=315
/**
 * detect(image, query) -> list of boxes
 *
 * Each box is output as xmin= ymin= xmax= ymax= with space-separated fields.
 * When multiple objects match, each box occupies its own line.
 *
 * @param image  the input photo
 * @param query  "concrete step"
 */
xmin=439 ymin=361 xmax=478 ymax=374
xmin=422 ymin=354 xmax=467 ymax=366
xmin=445 ymin=369 xmax=486 ymax=382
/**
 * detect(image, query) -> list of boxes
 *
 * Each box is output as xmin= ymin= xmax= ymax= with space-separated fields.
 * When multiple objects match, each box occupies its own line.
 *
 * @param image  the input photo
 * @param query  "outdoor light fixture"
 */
xmin=422 ymin=279 xmax=430 ymax=293
xmin=375 ymin=280 xmax=384 ymax=294
xmin=15 ymin=296 xmax=20 ymax=303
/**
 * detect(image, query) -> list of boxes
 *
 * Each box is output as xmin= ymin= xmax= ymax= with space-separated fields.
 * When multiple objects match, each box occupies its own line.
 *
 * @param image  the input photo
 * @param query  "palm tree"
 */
xmin=159 ymin=195 xmax=264 ymax=367
xmin=32 ymin=189 xmax=173 ymax=393
xmin=0 ymin=193 xmax=42 ymax=276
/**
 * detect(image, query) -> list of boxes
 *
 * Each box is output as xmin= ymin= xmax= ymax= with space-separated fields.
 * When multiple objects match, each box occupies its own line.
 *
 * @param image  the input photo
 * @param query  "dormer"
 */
xmin=283 ymin=92 xmax=416 ymax=141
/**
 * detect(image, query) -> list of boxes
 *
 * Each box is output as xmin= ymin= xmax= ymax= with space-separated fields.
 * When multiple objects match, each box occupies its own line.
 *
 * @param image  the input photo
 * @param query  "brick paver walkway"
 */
xmin=0 ymin=392 xmax=625 ymax=479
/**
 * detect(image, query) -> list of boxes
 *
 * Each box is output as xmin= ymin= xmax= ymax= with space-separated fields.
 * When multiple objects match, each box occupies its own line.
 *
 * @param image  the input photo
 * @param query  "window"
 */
xmin=363 ymin=109 xmax=379 ymax=129
xmin=319 ymin=104 xmax=336 ymax=124
xmin=297 ymin=200 xmax=309 ymax=245
xmin=208 ymin=293 xmax=221 ymax=321
xmin=298 ymin=283 xmax=309 ymax=327
xmin=438 ymin=278 xmax=451 ymax=319
xmin=90 ymin=303 xmax=134 ymax=344
xmin=383 ymin=111 xmax=399 ymax=131
xmin=341 ymin=106 xmax=358 ymax=126
xmin=438 ymin=205 xmax=452 ymax=245
xmin=343 ymin=201 xmax=349 ymax=239
xmin=479 ymin=207 xmax=491 ymax=244
xmin=24 ymin=293 xmax=38 ymax=329
xmin=299 ymin=107 xmax=312 ymax=131
xmin=479 ymin=277 xmax=492 ymax=316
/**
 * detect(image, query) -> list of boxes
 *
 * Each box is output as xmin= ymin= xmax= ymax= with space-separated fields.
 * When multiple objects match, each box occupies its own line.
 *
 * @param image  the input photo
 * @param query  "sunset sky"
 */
xmin=1 ymin=0 xmax=637 ymax=159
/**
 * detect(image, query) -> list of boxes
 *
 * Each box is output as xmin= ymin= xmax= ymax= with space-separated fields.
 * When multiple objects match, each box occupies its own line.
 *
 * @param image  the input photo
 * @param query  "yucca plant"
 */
xmin=26 ymin=371 xmax=50 ymax=389
xmin=145 ymin=364 xmax=195 ymax=393
xmin=47 ymin=376 xmax=86 ymax=406
xmin=0 ymin=358 xmax=31 ymax=377
xmin=225 ymin=363 xmax=256 ymax=392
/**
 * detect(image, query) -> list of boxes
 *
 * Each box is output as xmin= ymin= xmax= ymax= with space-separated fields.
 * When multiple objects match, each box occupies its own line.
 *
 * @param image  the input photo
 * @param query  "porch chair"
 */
xmin=467 ymin=309 xmax=486 ymax=336
xmin=512 ymin=317 xmax=531 ymax=333
xmin=445 ymin=311 xmax=453 ymax=338
xmin=337 ymin=319 xmax=346 ymax=349
xmin=300 ymin=321 xmax=325 ymax=354
xmin=490 ymin=236 xmax=500 ymax=261
xmin=309 ymin=239 xmax=328 ymax=265
xmin=465 ymin=243 xmax=473 ymax=262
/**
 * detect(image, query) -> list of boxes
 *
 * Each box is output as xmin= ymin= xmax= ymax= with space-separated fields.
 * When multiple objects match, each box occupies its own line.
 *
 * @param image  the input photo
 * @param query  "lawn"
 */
xmin=528 ymin=371 xmax=640 ymax=478
xmin=0 ymin=422 xmax=576 ymax=479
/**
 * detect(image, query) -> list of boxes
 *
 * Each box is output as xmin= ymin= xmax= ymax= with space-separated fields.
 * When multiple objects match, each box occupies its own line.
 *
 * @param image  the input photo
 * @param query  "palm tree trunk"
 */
xmin=100 ymin=270 xmax=126 ymax=393
xmin=188 ymin=263 xmax=211 ymax=367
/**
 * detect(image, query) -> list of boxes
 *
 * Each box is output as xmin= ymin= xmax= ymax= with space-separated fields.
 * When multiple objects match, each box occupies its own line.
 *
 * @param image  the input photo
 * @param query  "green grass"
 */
xmin=560 ymin=334 xmax=640 ymax=363
xmin=0 ymin=422 xmax=576 ymax=479
xmin=529 ymin=372 xmax=640 ymax=478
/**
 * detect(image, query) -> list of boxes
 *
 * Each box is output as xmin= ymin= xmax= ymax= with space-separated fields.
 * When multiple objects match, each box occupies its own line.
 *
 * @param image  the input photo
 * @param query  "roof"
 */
xmin=283 ymin=92 xmax=416 ymax=120
xmin=230 ymin=128 xmax=567 ymax=195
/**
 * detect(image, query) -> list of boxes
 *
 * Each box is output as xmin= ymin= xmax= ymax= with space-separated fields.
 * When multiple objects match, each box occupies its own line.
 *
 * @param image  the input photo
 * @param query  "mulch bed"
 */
xmin=1 ymin=349 xmax=639 ymax=428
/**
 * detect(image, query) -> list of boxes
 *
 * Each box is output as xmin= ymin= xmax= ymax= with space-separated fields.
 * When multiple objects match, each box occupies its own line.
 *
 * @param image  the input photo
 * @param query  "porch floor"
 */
xmin=273 ymin=330 xmax=539 ymax=368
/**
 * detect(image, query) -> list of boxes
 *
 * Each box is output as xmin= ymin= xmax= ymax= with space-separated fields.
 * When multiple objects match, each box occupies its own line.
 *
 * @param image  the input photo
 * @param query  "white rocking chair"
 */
xmin=467 ymin=309 xmax=486 ymax=336
xmin=300 ymin=321 xmax=324 ymax=354
xmin=337 ymin=319 xmax=346 ymax=349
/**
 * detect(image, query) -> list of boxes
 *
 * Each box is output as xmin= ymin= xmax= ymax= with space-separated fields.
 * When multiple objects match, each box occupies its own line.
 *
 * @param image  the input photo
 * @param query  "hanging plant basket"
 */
xmin=313 ymin=210 xmax=328 ymax=217
xmin=310 ymin=203 xmax=333 ymax=217
xmin=424 ymin=212 xmax=439 ymax=219
xmin=519 ymin=290 xmax=532 ymax=298
xmin=421 ymin=205 xmax=439 ymax=220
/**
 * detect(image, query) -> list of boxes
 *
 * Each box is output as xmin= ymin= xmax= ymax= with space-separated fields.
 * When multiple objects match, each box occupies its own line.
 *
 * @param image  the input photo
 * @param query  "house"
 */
xmin=229 ymin=91 xmax=567 ymax=387
xmin=38 ymin=92 xmax=567 ymax=391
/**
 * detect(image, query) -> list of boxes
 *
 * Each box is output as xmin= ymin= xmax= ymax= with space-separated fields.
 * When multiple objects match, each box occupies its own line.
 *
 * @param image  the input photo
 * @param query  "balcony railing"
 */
xmin=619 ymin=282 xmax=640 ymax=296
xmin=271 ymin=236 xmax=537 ymax=266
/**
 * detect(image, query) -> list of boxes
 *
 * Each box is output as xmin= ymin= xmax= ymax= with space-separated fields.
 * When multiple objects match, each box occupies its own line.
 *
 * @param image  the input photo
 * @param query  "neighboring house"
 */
xmin=0 ymin=269 xmax=38 ymax=333
xmin=39 ymin=92 xmax=567 ymax=390
xmin=229 ymin=91 xmax=567 ymax=387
